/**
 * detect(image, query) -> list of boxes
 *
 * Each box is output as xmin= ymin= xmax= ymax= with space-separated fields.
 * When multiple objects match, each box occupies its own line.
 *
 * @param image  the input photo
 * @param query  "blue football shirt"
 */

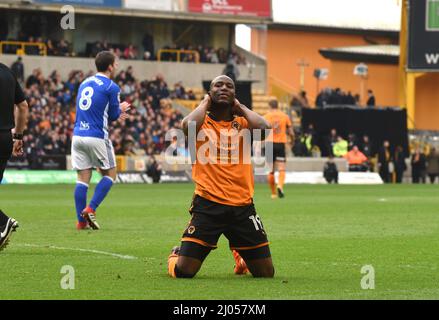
xmin=73 ymin=73 xmax=121 ymax=139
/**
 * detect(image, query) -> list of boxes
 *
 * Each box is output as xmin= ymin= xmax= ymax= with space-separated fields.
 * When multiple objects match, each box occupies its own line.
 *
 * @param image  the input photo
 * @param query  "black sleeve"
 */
xmin=14 ymin=78 xmax=26 ymax=104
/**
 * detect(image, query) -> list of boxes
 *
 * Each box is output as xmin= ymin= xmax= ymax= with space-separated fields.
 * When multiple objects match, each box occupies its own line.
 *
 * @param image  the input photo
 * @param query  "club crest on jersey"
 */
xmin=231 ymin=121 xmax=241 ymax=131
xmin=187 ymin=226 xmax=196 ymax=235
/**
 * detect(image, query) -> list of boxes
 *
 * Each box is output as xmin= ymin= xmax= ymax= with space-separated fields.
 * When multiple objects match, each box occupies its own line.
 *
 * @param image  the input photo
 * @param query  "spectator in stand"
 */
xmin=91 ymin=41 xmax=103 ymax=58
xmin=208 ymin=48 xmax=220 ymax=64
xmin=333 ymin=136 xmax=348 ymax=157
xmin=325 ymin=128 xmax=338 ymax=157
xmin=123 ymin=44 xmax=137 ymax=60
xmin=378 ymin=140 xmax=392 ymax=183
xmin=26 ymin=68 xmax=42 ymax=88
xmin=143 ymin=51 xmax=152 ymax=61
xmin=426 ymin=147 xmax=439 ymax=183
xmin=10 ymin=57 xmax=24 ymax=83
xmin=46 ymin=39 xmax=57 ymax=56
xmin=315 ymin=87 xmax=361 ymax=108
xmin=303 ymin=124 xmax=317 ymax=151
xmin=298 ymin=131 xmax=313 ymax=157
xmin=411 ymin=148 xmax=427 ymax=183
xmin=360 ymin=135 xmax=373 ymax=158
xmin=347 ymin=133 xmax=358 ymax=151
xmin=171 ymin=82 xmax=187 ymax=99
xmin=57 ymin=40 xmax=71 ymax=56
xmin=345 ymin=91 xmax=356 ymax=105
xmin=315 ymin=88 xmax=330 ymax=108
xmin=344 ymin=146 xmax=368 ymax=172
xmin=328 ymin=88 xmax=344 ymax=105
xmin=393 ymin=145 xmax=407 ymax=183
xmin=142 ymin=32 xmax=155 ymax=61
xmin=186 ymin=90 xmax=196 ymax=100
xmin=24 ymin=37 xmax=38 ymax=55
xmin=102 ymin=40 xmax=110 ymax=51
xmin=223 ymin=57 xmax=240 ymax=82
xmin=366 ymin=90 xmax=376 ymax=107
xmin=291 ymin=91 xmax=309 ymax=117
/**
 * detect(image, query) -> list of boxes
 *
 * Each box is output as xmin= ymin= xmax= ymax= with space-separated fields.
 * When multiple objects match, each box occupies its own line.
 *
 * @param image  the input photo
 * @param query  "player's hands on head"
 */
xmin=203 ymin=94 xmax=212 ymax=110
xmin=12 ymin=140 xmax=24 ymax=157
xmin=232 ymin=99 xmax=244 ymax=116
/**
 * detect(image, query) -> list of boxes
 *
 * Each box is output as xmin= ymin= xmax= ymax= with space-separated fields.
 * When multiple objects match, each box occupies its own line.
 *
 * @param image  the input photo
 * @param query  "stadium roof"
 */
xmin=319 ymin=45 xmax=400 ymax=64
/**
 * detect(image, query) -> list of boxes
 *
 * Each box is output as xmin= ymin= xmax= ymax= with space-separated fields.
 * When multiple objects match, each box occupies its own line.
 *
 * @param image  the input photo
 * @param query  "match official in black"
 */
xmin=0 ymin=62 xmax=29 ymax=252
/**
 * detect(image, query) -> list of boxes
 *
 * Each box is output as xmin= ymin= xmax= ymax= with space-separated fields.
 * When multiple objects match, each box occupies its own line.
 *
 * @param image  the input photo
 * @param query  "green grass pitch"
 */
xmin=0 ymin=183 xmax=438 ymax=299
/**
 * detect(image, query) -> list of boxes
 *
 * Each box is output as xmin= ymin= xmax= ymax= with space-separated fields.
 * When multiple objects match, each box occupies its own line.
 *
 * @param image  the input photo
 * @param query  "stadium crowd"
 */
xmin=2 ymin=35 xmax=74 ymax=57
xmin=88 ymin=41 xmax=247 ymax=65
xmin=293 ymin=125 xmax=439 ymax=184
xmin=290 ymin=87 xmax=377 ymax=115
xmin=3 ymin=33 xmax=247 ymax=65
xmin=315 ymin=87 xmax=376 ymax=108
xmin=19 ymin=65 xmax=184 ymax=168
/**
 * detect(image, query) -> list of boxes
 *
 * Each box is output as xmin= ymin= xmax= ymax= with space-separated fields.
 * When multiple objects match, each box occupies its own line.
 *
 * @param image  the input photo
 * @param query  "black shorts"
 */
xmin=266 ymin=142 xmax=286 ymax=163
xmin=182 ymin=195 xmax=269 ymax=252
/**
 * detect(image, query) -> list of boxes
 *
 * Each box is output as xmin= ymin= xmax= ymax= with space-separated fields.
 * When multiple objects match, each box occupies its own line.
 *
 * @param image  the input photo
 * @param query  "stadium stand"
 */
xmin=21 ymin=67 xmax=184 ymax=163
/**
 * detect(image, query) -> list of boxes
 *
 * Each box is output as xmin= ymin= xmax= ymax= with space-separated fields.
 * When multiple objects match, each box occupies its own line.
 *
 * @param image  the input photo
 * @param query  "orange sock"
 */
xmin=167 ymin=255 xmax=178 ymax=278
xmin=278 ymin=171 xmax=286 ymax=190
xmin=268 ymin=172 xmax=276 ymax=195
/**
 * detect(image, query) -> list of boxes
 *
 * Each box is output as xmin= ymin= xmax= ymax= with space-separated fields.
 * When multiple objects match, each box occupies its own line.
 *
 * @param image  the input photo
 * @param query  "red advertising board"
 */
xmin=188 ymin=0 xmax=271 ymax=18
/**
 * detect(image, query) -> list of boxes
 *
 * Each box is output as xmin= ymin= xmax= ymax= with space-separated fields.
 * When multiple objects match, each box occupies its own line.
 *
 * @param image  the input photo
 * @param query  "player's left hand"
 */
xmin=120 ymin=101 xmax=131 ymax=113
xmin=12 ymin=140 xmax=24 ymax=157
xmin=232 ymin=99 xmax=245 ymax=116
xmin=118 ymin=112 xmax=129 ymax=121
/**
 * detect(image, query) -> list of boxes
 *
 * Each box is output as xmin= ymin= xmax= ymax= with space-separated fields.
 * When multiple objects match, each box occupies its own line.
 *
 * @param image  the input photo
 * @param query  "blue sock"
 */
xmin=74 ymin=182 xmax=88 ymax=223
xmin=89 ymin=176 xmax=114 ymax=211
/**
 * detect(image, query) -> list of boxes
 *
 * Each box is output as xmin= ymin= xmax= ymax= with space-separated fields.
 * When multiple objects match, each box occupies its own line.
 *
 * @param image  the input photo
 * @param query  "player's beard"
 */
xmin=211 ymin=92 xmax=234 ymax=107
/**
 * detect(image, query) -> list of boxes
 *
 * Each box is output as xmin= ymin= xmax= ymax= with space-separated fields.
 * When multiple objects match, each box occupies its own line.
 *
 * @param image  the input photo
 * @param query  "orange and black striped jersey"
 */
xmin=264 ymin=110 xmax=292 ymax=143
xmin=192 ymin=114 xmax=254 ymax=206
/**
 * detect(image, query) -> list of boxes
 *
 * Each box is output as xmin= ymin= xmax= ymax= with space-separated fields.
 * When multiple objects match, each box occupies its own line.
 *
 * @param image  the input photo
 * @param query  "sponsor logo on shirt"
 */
xmin=80 ymin=121 xmax=90 ymax=130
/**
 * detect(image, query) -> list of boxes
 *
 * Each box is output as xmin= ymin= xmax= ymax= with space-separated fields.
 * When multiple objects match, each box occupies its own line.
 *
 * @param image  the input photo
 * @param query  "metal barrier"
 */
xmin=0 ymin=41 xmax=47 ymax=56
xmin=157 ymin=49 xmax=200 ymax=63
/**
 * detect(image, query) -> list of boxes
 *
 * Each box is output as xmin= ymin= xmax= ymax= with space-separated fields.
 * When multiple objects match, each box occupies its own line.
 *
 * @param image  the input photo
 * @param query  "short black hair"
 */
xmin=210 ymin=75 xmax=234 ymax=90
xmin=95 ymin=51 xmax=115 ymax=72
xmin=269 ymin=100 xmax=278 ymax=109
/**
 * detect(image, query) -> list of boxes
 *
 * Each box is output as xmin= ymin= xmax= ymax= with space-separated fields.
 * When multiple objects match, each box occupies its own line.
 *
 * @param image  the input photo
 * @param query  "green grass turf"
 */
xmin=0 ymin=183 xmax=438 ymax=300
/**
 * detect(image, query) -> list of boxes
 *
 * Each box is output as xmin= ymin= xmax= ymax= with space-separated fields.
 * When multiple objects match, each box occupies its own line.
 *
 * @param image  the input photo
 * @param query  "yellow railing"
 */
xmin=268 ymin=76 xmax=316 ymax=108
xmin=268 ymin=76 xmax=295 ymax=106
xmin=157 ymin=49 xmax=200 ymax=63
xmin=174 ymin=99 xmax=199 ymax=110
xmin=0 ymin=41 xmax=47 ymax=56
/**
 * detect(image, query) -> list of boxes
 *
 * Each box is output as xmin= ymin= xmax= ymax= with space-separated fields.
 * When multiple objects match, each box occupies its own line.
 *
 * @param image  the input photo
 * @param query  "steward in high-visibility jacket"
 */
xmin=333 ymin=136 xmax=348 ymax=157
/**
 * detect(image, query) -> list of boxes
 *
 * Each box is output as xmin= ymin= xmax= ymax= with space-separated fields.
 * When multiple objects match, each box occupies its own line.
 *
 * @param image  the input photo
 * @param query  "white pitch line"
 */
xmin=16 ymin=243 xmax=138 ymax=260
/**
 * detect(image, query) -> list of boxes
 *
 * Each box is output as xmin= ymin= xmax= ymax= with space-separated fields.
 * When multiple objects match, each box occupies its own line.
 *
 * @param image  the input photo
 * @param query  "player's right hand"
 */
xmin=12 ymin=140 xmax=24 ymax=157
xmin=203 ymin=94 xmax=212 ymax=110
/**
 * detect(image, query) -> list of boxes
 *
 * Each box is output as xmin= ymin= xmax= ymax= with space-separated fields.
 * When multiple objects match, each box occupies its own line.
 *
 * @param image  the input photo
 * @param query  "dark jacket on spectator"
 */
xmin=411 ymin=151 xmax=427 ymax=183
